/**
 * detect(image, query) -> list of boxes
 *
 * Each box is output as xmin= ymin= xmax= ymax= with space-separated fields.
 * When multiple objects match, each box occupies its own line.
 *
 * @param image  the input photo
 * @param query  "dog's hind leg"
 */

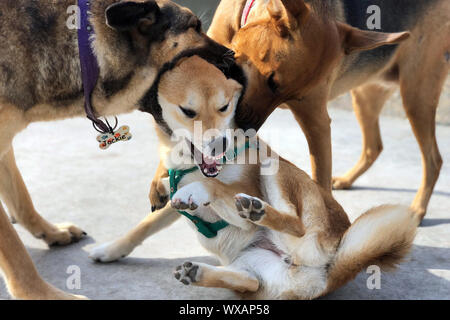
xmin=173 ymin=261 xmax=259 ymax=293
xmin=333 ymin=83 xmax=395 ymax=190
xmin=399 ymin=56 xmax=448 ymax=220
xmin=0 ymin=146 xmax=86 ymax=246
xmin=0 ymin=199 xmax=85 ymax=299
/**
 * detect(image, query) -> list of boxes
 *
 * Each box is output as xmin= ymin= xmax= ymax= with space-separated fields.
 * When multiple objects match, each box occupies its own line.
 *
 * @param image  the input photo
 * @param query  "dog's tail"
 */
xmin=326 ymin=205 xmax=419 ymax=293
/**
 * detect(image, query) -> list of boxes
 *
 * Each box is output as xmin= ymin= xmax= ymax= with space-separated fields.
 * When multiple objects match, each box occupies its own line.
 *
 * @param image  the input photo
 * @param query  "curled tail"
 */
xmin=326 ymin=205 xmax=419 ymax=293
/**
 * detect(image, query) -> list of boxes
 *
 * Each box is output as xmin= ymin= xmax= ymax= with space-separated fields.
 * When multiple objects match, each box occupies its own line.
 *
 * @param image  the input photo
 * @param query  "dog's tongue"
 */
xmin=187 ymin=139 xmax=224 ymax=178
xmin=200 ymin=156 xmax=222 ymax=177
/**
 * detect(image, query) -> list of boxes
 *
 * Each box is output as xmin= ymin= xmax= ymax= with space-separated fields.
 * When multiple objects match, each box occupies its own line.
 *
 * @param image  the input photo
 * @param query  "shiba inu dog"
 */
xmin=0 ymin=0 xmax=235 ymax=300
xmin=90 ymin=55 xmax=419 ymax=299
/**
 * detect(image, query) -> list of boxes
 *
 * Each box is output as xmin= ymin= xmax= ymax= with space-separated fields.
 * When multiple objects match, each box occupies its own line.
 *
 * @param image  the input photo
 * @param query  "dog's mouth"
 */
xmin=187 ymin=139 xmax=225 ymax=178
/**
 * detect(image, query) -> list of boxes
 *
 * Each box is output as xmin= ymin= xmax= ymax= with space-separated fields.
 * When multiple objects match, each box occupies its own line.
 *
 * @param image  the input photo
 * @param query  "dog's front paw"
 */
xmin=89 ymin=240 xmax=132 ymax=263
xmin=332 ymin=177 xmax=353 ymax=190
xmin=234 ymin=194 xmax=265 ymax=222
xmin=173 ymin=262 xmax=201 ymax=286
xmin=150 ymin=177 xmax=169 ymax=212
xmin=171 ymin=182 xmax=210 ymax=211
xmin=37 ymin=222 xmax=87 ymax=247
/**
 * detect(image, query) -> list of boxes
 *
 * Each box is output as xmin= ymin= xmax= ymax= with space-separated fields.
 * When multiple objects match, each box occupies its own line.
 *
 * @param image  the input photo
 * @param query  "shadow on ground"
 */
xmin=15 ymin=242 xmax=449 ymax=300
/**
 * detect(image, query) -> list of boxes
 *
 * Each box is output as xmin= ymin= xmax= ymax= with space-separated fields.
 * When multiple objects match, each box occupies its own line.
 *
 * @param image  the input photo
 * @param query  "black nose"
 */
xmin=210 ymin=137 xmax=228 ymax=156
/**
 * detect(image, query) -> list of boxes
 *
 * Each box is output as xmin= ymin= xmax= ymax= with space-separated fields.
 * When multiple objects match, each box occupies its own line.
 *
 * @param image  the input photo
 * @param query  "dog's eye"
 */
xmin=219 ymin=104 xmax=229 ymax=113
xmin=267 ymin=72 xmax=279 ymax=93
xmin=179 ymin=106 xmax=197 ymax=119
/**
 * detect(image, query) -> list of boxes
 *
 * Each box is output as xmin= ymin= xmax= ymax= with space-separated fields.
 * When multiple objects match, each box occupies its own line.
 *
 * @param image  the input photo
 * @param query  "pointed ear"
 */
xmin=267 ymin=0 xmax=310 ymax=36
xmin=280 ymin=0 xmax=309 ymax=19
xmin=338 ymin=22 xmax=410 ymax=54
xmin=267 ymin=0 xmax=289 ymax=36
xmin=105 ymin=0 xmax=160 ymax=32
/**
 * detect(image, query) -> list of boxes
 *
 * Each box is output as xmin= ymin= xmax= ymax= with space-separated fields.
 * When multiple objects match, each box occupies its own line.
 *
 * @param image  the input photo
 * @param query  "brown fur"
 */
xmin=203 ymin=0 xmax=450 ymax=220
xmin=325 ymin=205 xmax=418 ymax=293
xmin=101 ymin=56 xmax=417 ymax=299
xmin=0 ymin=0 xmax=233 ymax=300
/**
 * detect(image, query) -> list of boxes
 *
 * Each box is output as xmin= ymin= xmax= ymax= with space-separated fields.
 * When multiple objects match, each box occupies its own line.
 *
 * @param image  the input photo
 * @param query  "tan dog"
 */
xmin=90 ymin=55 xmax=418 ymax=299
xmin=0 ymin=0 xmax=234 ymax=300
xmin=205 ymin=0 xmax=450 ymax=219
xmin=151 ymin=0 xmax=449 ymax=219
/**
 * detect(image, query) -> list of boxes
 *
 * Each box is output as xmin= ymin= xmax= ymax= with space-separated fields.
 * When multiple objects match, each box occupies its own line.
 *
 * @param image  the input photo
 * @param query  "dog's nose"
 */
xmin=209 ymin=136 xmax=228 ymax=156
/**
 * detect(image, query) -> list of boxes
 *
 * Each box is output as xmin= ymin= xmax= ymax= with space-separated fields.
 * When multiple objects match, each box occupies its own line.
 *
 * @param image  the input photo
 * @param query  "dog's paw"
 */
xmin=35 ymin=222 xmax=87 ymax=247
xmin=171 ymin=182 xmax=210 ymax=211
xmin=234 ymin=194 xmax=265 ymax=222
xmin=173 ymin=262 xmax=201 ymax=286
xmin=332 ymin=177 xmax=353 ymax=190
xmin=89 ymin=241 xmax=131 ymax=263
xmin=150 ymin=177 xmax=170 ymax=212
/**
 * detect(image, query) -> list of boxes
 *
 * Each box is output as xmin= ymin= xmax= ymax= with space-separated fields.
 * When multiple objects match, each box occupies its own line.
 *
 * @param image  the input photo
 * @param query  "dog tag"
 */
xmin=97 ymin=125 xmax=132 ymax=150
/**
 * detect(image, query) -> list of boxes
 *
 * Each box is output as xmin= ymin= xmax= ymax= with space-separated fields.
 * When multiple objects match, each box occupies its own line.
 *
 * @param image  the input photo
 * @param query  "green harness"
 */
xmin=168 ymin=141 xmax=256 ymax=238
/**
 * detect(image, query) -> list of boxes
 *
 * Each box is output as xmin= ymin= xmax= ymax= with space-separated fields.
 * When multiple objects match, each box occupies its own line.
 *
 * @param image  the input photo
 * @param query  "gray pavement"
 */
xmin=0 ymin=107 xmax=449 ymax=300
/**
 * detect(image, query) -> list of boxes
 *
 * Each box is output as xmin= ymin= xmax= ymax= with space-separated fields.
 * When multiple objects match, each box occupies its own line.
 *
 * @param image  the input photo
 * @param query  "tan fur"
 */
xmin=326 ymin=205 xmax=419 ymax=294
xmin=0 ymin=0 xmax=229 ymax=300
xmin=204 ymin=0 xmax=450 ymax=220
xmin=93 ymin=56 xmax=418 ymax=299
xmin=158 ymin=56 xmax=242 ymax=133
xmin=185 ymin=262 xmax=259 ymax=293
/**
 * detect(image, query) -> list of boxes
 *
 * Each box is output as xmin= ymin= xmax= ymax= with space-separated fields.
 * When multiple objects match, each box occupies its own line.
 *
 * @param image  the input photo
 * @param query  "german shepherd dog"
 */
xmin=90 ymin=55 xmax=418 ymax=299
xmin=0 ymin=0 xmax=234 ymax=300
xmin=150 ymin=0 xmax=450 ymax=220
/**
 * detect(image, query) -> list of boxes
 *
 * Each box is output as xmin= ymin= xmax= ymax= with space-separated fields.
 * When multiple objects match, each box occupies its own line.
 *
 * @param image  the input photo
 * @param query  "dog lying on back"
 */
xmin=91 ymin=55 xmax=419 ymax=299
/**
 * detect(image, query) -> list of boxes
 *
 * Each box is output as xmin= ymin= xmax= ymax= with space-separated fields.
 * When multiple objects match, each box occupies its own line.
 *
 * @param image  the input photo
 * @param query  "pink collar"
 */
xmin=241 ymin=0 xmax=256 ymax=28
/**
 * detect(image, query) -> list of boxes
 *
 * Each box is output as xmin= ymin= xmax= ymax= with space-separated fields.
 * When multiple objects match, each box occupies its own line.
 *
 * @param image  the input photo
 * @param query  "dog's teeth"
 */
xmin=204 ymin=169 xmax=208 ymax=174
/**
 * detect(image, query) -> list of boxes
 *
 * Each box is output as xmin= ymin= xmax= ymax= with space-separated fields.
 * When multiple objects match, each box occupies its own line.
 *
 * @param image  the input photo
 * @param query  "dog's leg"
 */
xmin=90 ymin=204 xmax=179 ymax=262
xmin=399 ymin=52 xmax=448 ymax=219
xmin=173 ymin=261 xmax=259 ymax=293
xmin=287 ymin=96 xmax=332 ymax=191
xmin=149 ymin=160 xmax=169 ymax=212
xmin=172 ymin=180 xmax=305 ymax=237
xmin=333 ymin=84 xmax=395 ymax=189
xmin=0 ymin=200 xmax=85 ymax=299
xmin=0 ymin=146 xmax=86 ymax=246
xmin=234 ymin=193 xmax=305 ymax=238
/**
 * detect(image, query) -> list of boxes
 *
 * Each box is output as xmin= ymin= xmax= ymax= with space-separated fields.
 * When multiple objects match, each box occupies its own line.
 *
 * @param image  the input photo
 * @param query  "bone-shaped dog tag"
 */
xmin=97 ymin=125 xmax=132 ymax=150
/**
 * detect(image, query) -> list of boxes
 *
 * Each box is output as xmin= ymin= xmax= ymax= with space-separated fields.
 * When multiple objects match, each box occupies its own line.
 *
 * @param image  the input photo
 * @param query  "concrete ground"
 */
xmin=0 ymin=107 xmax=449 ymax=300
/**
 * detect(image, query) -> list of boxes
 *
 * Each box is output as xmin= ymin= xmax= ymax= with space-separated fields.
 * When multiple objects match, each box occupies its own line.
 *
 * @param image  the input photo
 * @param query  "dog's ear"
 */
xmin=338 ymin=22 xmax=410 ymax=54
xmin=280 ymin=0 xmax=309 ymax=19
xmin=105 ymin=0 xmax=160 ymax=32
xmin=267 ymin=0 xmax=310 ymax=36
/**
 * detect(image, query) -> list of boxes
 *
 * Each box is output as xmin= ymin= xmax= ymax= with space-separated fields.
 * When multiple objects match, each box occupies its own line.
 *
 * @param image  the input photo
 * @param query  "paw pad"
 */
xmin=171 ymin=196 xmax=199 ymax=211
xmin=174 ymin=262 xmax=199 ymax=285
xmin=234 ymin=194 xmax=265 ymax=222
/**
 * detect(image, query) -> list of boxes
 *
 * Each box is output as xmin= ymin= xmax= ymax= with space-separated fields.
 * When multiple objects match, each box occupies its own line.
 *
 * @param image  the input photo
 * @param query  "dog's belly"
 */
xmin=199 ymin=229 xmax=257 ymax=265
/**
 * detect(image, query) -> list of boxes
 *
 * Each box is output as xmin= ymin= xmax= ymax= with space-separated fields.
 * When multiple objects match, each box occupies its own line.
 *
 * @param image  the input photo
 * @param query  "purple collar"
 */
xmin=77 ymin=0 xmax=116 ymax=134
